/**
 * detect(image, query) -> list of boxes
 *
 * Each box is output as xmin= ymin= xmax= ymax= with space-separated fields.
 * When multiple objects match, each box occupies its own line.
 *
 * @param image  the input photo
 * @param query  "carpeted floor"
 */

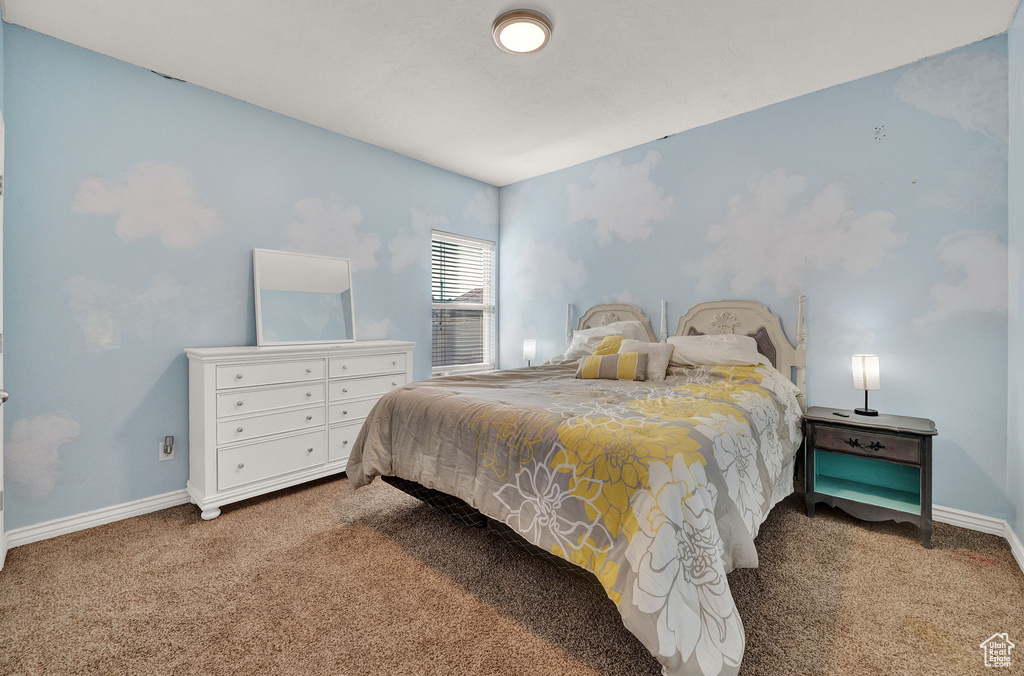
xmin=1 ymin=476 xmax=1021 ymax=675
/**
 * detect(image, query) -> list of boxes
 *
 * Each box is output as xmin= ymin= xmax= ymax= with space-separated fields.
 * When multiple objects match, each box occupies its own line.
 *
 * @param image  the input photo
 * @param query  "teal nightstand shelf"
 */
xmin=803 ymin=406 xmax=937 ymax=548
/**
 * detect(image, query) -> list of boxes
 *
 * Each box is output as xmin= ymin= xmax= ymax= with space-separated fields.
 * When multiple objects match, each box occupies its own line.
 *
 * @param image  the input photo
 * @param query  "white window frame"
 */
xmin=431 ymin=230 xmax=496 ymax=377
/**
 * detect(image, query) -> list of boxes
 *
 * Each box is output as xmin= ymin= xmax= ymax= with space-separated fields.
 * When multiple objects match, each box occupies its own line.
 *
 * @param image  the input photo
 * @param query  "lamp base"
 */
xmin=854 ymin=407 xmax=879 ymax=417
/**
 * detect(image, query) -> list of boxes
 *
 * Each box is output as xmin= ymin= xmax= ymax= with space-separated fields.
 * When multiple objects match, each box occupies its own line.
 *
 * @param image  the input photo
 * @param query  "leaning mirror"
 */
xmin=253 ymin=249 xmax=356 ymax=346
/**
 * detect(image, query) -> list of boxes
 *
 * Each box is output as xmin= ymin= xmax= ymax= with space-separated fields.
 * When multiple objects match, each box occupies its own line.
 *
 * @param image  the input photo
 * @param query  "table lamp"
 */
xmin=851 ymin=354 xmax=880 ymax=416
xmin=523 ymin=339 xmax=537 ymax=367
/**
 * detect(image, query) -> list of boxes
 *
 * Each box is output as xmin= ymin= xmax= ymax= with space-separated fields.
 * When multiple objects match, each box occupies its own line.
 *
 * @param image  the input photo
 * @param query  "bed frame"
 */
xmin=384 ymin=297 xmax=807 ymax=586
xmin=568 ymin=297 xmax=806 ymax=410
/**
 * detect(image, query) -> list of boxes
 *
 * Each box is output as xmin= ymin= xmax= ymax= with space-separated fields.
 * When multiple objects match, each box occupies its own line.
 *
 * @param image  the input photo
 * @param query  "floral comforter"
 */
xmin=347 ymin=363 xmax=803 ymax=676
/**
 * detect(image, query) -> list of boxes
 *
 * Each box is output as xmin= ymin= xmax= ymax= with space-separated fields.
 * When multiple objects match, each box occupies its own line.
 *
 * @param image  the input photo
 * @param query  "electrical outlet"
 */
xmin=159 ymin=439 xmax=174 ymax=461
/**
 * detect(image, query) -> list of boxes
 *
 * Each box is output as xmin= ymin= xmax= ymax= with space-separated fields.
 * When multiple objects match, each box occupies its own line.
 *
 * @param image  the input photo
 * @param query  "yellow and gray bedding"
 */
xmin=348 ymin=363 xmax=803 ymax=676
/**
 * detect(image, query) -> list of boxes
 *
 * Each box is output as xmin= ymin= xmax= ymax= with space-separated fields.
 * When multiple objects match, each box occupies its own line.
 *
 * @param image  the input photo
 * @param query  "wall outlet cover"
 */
xmin=159 ymin=440 xmax=174 ymax=462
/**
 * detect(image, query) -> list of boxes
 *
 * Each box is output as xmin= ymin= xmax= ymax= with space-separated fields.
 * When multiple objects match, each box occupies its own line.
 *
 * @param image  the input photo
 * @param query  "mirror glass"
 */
xmin=254 ymin=249 xmax=355 ymax=345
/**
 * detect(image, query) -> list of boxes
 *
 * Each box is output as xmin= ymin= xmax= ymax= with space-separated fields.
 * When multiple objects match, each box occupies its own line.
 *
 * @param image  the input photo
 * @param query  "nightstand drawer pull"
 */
xmin=844 ymin=437 xmax=861 ymax=448
xmin=867 ymin=441 xmax=885 ymax=451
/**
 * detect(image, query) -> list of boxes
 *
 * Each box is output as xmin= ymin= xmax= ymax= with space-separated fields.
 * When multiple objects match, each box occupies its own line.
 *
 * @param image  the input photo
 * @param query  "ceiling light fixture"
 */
xmin=492 ymin=10 xmax=552 ymax=54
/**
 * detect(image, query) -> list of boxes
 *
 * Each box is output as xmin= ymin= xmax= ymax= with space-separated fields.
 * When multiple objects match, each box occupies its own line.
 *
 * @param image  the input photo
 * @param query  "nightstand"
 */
xmin=803 ymin=406 xmax=937 ymax=548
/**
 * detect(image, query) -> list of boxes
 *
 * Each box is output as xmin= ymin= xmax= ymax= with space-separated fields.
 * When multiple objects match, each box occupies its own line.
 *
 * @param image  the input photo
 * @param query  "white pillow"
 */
xmin=620 ymin=339 xmax=674 ymax=381
xmin=563 ymin=321 xmax=650 ymax=362
xmin=667 ymin=334 xmax=768 ymax=367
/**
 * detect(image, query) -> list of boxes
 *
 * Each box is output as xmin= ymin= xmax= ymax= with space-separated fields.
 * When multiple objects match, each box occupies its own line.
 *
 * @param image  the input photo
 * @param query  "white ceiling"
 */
xmin=3 ymin=1 xmax=1019 ymax=186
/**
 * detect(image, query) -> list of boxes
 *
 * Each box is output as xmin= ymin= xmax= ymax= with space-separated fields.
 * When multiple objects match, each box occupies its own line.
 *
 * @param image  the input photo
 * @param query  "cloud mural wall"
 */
xmin=3 ymin=26 xmax=497 ymax=530
xmin=73 ymin=161 xmax=225 ymax=251
xmin=512 ymin=237 xmax=587 ymax=301
xmin=566 ymin=150 xmax=674 ymax=244
xmin=499 ymin=35 xmax=1011 ymax=519
xmin=687 ymin=170 xmax=905 ymax=296
xmin=916 ymin=230 xmax=1008 ymax=327
xmin=283 ymin=196 xmax=382 ymax=271
xmin=895 ymin=50 xmax=1009 ymax=144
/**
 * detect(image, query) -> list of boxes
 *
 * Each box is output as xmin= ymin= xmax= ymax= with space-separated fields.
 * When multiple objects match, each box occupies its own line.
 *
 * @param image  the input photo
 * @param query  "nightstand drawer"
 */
xmin=813 ymin=424 xmax=920 ymax=465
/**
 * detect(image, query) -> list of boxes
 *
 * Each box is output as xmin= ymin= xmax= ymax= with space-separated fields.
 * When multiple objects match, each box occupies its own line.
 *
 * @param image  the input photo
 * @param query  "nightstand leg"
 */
xmin=805 ymin=494 xmax=815 ymax=518
xmin=921 ymin=521 xmax=932 ymax=549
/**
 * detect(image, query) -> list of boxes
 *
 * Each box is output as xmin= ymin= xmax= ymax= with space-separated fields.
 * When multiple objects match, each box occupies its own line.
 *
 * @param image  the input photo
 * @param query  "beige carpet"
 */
xmin=1 ymin=476 xmax=1021 ymax=676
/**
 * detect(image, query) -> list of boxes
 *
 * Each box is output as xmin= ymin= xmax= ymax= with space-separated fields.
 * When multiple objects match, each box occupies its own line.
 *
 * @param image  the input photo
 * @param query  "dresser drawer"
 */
xmin=217 ymin=382 xmax=325 ymax=418
xmin=329 ymin=398 xmax=378 ymax=424
xmin=218 ymin=430 xmax=326 ymax=491
xmin=329 ymin=422 xmax=363 ymax=464
xmin=329 ymin=374 xmax=406 ymax=401
xmin=329 ymin=353 xmax=406 ymax=378
xmin=812 ymin=424 xmax=921 ymax=465
xmin=217 ymin=405 xmax=325 ymax=444
xmin=216 ymin=359 xmax=325 ymax=390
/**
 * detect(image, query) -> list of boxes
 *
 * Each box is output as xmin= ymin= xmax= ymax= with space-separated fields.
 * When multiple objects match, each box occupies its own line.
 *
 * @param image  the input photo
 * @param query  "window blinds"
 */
xmin=431 ymin=231 xmax=495 ymax=372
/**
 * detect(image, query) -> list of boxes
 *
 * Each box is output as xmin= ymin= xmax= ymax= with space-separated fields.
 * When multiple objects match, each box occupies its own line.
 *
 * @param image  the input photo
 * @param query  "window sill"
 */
xmin=432 ymin=363 xmax=496 ymax=378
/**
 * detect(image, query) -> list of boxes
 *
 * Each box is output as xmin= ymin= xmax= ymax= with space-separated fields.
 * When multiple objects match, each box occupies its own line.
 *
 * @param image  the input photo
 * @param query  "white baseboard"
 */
xmin=933 ymin=504 xmax=1006 ymax=535
xmin=1005 ymin=522 xmax=1024 ymax=574
xmin=5 ymin=489 xmax=191 ymax=550
xmin=934 ymin=504 xmax=1024 ymax=574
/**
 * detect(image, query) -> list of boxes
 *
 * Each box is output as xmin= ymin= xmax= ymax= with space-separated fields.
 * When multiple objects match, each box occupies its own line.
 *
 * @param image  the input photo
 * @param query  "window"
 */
xmin=431 ymin=231 xmax=495 ymax=375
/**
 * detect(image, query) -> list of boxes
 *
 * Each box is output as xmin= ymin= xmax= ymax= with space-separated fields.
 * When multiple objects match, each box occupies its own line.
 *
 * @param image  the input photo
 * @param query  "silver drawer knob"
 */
xmin=306 ymin=392 xmax=312 ymax=397
xmin=392 ymin=381 xmax=397 ymax=386
xmin=237 ymin=463 xmax=245 ymax=469
xmin=236 ymin=427 xmax=244 ymax=433
xmin=392 ymin=361 xmax=398 ymax=366
xmin=343 ymin=388 xmax=349 ymax=393
xmin=307 ymin=447 xmax=314 ymax=453
xmin=342 ymin=440 xmax=349 ymax=446
xmin=235 ymin=374 xmax=243 ymax=380
xmin=342 ymin=410 xmax=348 ymax=415
xmin=236 ymin=401 xmax=243 ymax=406
xmin=306 ymin=368 xmax=312 ymax=374
xmin=306 ymin=415 xmax=313 ymax=421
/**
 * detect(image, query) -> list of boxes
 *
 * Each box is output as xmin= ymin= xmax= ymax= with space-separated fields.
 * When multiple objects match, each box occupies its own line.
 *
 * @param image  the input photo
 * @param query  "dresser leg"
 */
xmin=200 ymin=507 xmax=221 ymax=521
xmin=805 ymin=494 xmax=815 ymax=518
xmin=921 ymin=522 xmax=932 ymax=549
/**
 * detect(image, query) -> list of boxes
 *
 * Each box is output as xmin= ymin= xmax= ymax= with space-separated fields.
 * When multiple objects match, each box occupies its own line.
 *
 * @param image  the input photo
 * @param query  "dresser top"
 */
xmin=185 ymin=340 xmax=415 ymax=361
xmin=804 ymin=406 xmax=937 ymax=436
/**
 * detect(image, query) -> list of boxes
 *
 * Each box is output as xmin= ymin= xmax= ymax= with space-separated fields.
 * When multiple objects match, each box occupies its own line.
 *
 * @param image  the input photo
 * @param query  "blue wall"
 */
xmin=2 ymin=26 xmax=497 ymax=529
xmin=1008 ymin=13 xmax=1024 ymax=542
xmin=498 ymin=36 xmax=1011 ymax=519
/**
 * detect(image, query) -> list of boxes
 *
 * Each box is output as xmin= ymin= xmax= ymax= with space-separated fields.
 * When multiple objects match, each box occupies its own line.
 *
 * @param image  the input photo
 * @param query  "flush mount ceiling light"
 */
xmin=492 ymin=10 xmax=552 ymax=54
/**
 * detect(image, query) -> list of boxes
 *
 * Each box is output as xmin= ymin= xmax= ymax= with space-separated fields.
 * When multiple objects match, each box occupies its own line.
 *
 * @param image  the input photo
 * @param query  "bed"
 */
xmin=347 ymin=298 xmax=807 ymax=676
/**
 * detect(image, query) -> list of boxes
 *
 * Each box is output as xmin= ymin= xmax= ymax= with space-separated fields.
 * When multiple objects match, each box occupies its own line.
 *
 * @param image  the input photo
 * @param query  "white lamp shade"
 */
xmin=523 ymin=339 xmax=537 ymax=361
xmin=852 ymin=354 xmax=880 ymax=391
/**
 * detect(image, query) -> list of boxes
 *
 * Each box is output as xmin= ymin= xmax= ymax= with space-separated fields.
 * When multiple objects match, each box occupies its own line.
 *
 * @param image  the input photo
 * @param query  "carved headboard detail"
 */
xmin=676 ymin=297 xmax=807 ymax=410
xmin=574 ymin=304 xmax=658 ymax=342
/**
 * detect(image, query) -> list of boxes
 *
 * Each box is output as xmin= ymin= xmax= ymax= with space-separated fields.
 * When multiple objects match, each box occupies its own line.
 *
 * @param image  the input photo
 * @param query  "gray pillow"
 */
xmin=620 ymin=339 xmax=674 ymax=381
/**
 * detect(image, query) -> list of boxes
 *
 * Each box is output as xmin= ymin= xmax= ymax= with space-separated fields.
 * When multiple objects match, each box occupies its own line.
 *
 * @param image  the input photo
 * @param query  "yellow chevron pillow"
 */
xmin=575 ymin=351 xmax=648 ymax=381
xmin=593 ymin=335 xmax=625 ymax=356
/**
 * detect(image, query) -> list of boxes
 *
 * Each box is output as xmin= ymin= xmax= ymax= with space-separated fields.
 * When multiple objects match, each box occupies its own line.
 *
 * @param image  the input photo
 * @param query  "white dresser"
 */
xmin=185 ymin=340 xmax=415 ymax=519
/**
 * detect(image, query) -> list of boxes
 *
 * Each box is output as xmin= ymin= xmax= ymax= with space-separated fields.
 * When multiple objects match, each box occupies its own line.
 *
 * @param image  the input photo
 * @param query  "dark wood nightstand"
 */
xmin=803 ymin=406 xmax=937 ymax=548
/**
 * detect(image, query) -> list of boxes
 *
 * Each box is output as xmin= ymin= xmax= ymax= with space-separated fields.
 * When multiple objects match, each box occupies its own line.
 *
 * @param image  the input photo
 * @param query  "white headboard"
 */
xmin=675 ymin=296 xmax=807 ymax=410
xmin=570 ymin=303 xmax=658 ymax=342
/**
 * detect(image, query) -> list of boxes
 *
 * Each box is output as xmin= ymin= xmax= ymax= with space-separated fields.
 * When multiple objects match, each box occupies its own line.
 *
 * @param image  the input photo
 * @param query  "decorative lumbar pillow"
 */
xmin=619 ymin=339 xmax=674 ymax=381
xmin=667 ymin=334 xmax=768 ymax=367
xmin=575 ymin=351 xmax=649 ymax=381
xmin=562 ymin=321 xmax=651 ymax=362
xmin=593 ymin=335 xmax=625 ymax=356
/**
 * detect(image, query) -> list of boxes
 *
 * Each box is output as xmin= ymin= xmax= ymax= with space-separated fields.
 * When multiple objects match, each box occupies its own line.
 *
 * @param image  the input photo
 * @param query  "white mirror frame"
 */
xmin=253 ymin=248 xmax=357 ymax=346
